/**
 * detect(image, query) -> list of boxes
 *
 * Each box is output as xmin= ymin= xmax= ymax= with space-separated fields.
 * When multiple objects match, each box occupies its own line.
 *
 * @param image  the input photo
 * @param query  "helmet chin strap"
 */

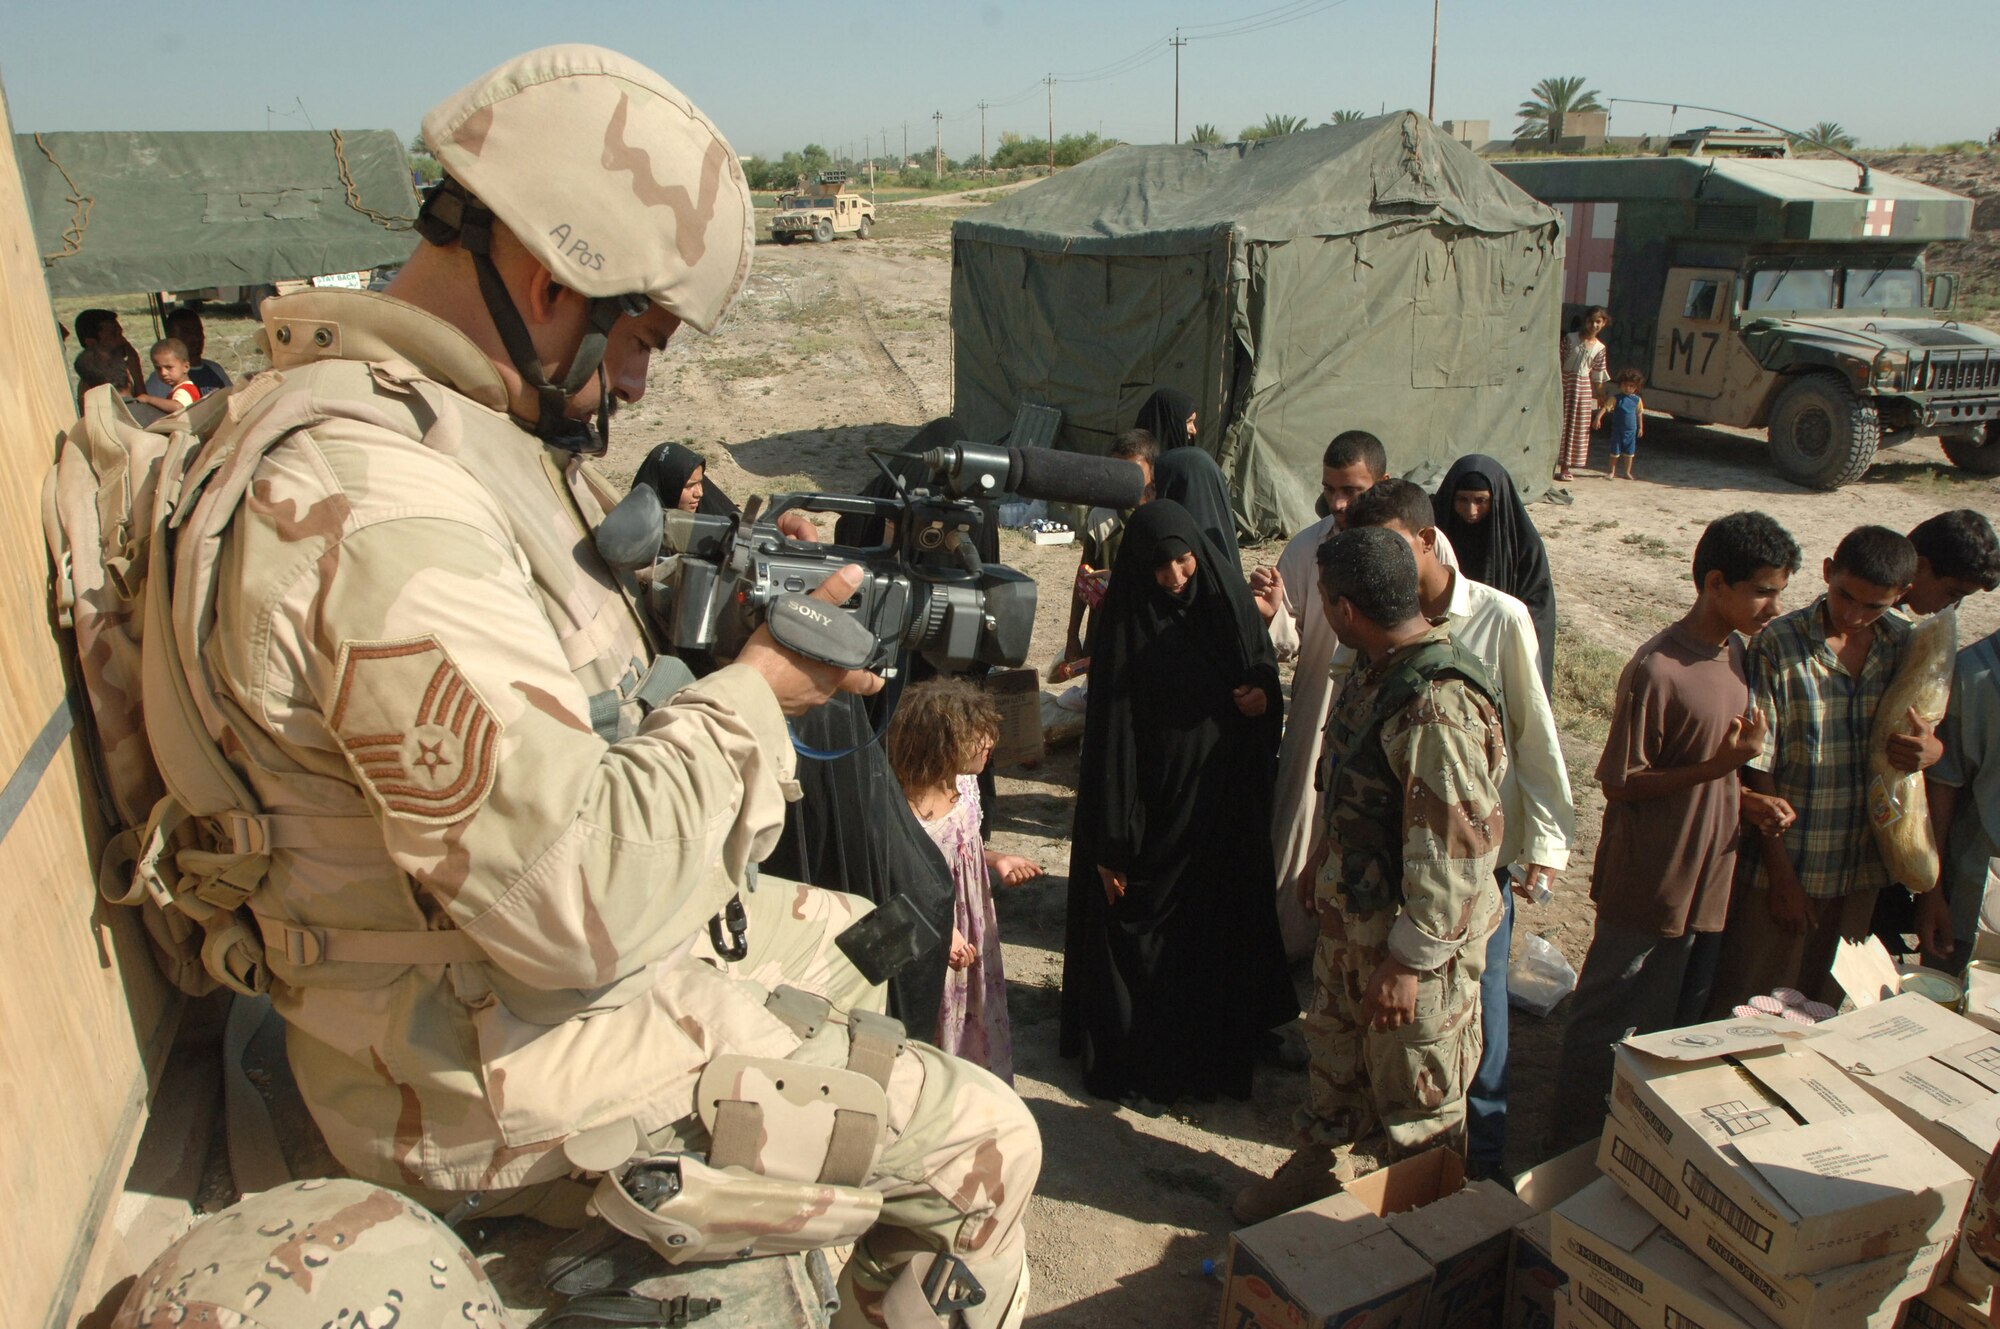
xmin=418 ymin=177 xmax=648 ymax=456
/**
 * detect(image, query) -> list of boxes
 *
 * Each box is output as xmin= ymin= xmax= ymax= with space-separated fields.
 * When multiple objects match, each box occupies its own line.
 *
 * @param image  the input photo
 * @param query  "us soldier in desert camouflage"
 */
xmin=1236 ymin=527 xmax=1506 ymax=1223
xmin=159 ymin=45 xmax=1036 ymax=1327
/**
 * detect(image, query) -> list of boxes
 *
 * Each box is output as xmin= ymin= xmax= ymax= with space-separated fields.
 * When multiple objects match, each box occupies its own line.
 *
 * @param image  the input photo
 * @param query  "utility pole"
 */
xmin=902 ymin=122 xmax=909 ymax=167
xmin=932 ymin=110 xmax=944 ymax=181
xmin=978 ymin=101 xmax=989 ymax=174
xmin=1426 ymin=0 xmax=1439 ymax=120
xmin=1045 ymin=75 xmax=1055 ymax=174
xmin=1171 ymin=30 xmax=1187 ymax=144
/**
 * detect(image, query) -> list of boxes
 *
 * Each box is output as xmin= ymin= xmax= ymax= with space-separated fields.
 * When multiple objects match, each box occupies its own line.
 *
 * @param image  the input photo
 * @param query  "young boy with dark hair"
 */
xmin=1552 ymin=512 xmax=1799 ymax=1145
xmin=1710 ymin=524 xmax=1944 ymax=1009
xmin=1595 ymin=368 xmax=1645 ymax=481
xmin=1906 ymin=509 xmax=2000 ymax=616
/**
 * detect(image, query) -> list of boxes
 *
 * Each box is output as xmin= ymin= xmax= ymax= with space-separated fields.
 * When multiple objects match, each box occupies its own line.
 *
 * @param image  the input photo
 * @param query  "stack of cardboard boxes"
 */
xmin=1216 ymin=944 xmax=2000 ymax=1329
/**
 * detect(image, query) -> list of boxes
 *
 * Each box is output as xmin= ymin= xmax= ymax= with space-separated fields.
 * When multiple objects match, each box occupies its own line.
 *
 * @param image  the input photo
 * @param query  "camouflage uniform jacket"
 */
xmin=178 ymin=288 xmax=813 ymax=1191
xmin=1323 ymin=626 xmax=1508 ymax=970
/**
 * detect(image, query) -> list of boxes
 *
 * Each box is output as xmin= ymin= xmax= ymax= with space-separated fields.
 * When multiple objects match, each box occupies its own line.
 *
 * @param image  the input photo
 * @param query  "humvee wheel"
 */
xmin=1941 ymin=422 xmax=2000 ymax=476
xmin=1767 ymin=373 xmax=1880 ymax=489
xmin=856 ymin=215 xmax=873 ymax=239
xmin=814 ymin=218 xmax=833 ymax=243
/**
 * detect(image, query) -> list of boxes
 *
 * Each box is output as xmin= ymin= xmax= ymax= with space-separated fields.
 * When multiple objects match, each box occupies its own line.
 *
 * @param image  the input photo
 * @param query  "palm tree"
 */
xmin=1798 ymin=121 xmax=1857 ymax=151
xmin=1241 ymin=113 xmax=1309 ymax=141
xmin=1515 ymin=76 xmax=1605 ymax=145
xmin=1186 ymin=123 xmax=1222 ymax=145
xmin=1328 ymin=109 xmax=1368 ymax=125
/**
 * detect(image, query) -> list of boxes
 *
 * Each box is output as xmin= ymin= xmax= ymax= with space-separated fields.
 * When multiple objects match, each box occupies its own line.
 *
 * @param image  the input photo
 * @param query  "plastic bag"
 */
xmin=1508 ymin=933 xmax=1578 ymax=1017
xmin=1867 ymin=606 xmax=1956 ymax=892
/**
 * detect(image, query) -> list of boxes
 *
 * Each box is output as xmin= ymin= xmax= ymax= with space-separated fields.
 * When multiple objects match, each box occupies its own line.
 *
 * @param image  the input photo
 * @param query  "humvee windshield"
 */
xmin=1744 ymin=264 xmax=1925 ymax=313
xmin=786 ymin=198 xmax=817 ymax=210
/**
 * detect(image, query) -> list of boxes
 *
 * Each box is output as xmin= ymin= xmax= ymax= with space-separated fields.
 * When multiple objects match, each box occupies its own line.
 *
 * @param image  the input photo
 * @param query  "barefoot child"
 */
xmin=887 ymin=680 xmax=1043 ymax=1081
xmin=1598 ymin=368 xmax=1645 ymax=479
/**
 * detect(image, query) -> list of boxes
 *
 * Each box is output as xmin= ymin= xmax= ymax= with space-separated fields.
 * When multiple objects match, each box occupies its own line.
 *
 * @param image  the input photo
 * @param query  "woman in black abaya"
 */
xmin=1137 ymin=386 xmax=1242 ymax=574
xmin=1432 ymin=453 xmax=1558 ymax=694
xmin=634 ymin=441 xmax=741 ymax=519
xmin=1060 ymin=501 xmax=1295 ymax=1104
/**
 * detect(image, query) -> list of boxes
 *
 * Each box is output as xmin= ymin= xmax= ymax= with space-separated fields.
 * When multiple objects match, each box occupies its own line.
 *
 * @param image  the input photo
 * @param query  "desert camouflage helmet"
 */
xmin=112 ymin=1177 xmax=517 ymax=1329
xmin=421 ymin=44 xmax=753 ymax=334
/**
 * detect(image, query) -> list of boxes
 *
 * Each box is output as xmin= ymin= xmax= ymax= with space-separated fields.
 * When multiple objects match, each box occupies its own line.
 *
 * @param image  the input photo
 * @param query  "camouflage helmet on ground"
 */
xmin=422 ymin=44 xmax=753 ymax=333
xmin=113 ymin=1177 xmax=517 ymax=1328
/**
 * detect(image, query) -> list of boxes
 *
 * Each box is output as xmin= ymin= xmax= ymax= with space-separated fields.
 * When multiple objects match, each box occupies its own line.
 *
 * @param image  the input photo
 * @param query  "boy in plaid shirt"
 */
xmin=1710 ymin=525 xmax=1945 ymax=1009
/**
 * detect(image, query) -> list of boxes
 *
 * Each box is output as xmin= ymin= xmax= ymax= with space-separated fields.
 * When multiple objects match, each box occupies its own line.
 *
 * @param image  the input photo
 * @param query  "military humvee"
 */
xmin=770 ymin=171 xmax=875 ymax=244
xmin=1499 ymin=153 xmax=2000 ymax=485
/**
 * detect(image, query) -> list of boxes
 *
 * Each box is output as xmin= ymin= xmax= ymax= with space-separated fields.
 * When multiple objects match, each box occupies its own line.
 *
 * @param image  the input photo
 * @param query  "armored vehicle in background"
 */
xmin=770 ymin=171 xmax=875 ymax=244
xmin=1499 ymin=155 xmax=2000 ymax=485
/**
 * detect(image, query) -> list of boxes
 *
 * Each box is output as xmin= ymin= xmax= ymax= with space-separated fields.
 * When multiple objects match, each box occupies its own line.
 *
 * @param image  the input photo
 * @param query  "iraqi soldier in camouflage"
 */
xmin=1235 ymin=527 xmax=1507 ymax=1223
xmin=159 ymin=45 xmax=1036 ymax=1327
xmin=114 ymin=1178 xmax=516 ymax=1328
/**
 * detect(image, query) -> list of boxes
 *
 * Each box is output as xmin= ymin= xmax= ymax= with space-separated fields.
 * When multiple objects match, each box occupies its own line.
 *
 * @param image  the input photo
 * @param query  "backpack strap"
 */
xmin=133 ymin=368 xmax=492 ymax=992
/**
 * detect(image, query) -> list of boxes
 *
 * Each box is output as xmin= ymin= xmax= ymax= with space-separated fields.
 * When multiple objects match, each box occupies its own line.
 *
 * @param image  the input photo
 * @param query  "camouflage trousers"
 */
xmin=659 ymin=879 xmax=1039 ymax=1327
xmin=1298 ymin=888 xmax=1497 ymax=1158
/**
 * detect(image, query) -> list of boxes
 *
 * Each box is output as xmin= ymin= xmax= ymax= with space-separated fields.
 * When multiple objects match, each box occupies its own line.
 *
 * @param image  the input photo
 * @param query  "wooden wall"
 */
xmin=0 ymin=82 xmax=175 ymax=1326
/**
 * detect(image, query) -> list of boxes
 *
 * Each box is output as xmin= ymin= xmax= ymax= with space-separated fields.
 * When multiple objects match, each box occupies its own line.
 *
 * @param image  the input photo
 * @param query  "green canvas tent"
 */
xmin=17 ymin=129 xmax=419 ymax=299
xmin=951 ymin=112 xmax=1565 ymax=538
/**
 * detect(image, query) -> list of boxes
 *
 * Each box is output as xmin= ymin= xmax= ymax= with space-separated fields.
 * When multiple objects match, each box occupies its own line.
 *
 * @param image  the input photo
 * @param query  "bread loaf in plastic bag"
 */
xmin=1867 ymin=606 xmax=1956 ymax=891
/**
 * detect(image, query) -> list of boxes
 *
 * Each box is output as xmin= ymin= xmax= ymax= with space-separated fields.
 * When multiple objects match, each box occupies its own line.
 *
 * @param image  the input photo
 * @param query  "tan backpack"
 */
xmin=45 ymin=371 xmax=343 ymax=997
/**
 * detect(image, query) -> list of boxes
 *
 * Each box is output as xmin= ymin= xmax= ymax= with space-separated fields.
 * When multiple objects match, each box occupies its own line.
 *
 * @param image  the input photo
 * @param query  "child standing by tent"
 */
xmin=887 ymin=680 xmax=1043 ymax=1081
xmin=1597 ymin=368 xmax=1645 ymax=480
xmin=1558 ymin=307 xmax=1610 ymax=483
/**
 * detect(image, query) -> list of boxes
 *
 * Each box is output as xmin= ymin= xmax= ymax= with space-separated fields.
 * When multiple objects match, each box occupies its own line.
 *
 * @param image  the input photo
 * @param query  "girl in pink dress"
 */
xmin=1558 ymin=306 xmax=1610 ymax=481
xmin=886 ymin=680 xmax=1043 ymax=1082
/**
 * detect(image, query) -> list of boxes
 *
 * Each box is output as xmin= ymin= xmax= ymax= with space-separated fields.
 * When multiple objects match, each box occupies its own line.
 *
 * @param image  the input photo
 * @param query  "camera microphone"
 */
xmin=917 ymin=443 xmax=1146 ymax=511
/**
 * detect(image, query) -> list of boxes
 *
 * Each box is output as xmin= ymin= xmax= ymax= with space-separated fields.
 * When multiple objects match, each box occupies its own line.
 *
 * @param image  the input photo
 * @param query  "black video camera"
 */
xmin=595 ymin=438 xmax=1145 ymax=678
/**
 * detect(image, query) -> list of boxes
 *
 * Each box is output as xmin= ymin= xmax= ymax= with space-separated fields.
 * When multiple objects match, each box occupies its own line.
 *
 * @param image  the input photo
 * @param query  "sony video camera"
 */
xmin=594 ymin=437 xmax=1145 ymax=679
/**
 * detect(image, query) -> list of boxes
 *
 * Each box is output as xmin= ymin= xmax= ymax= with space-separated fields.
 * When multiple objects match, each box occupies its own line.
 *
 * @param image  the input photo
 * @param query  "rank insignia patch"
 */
xmin=329 ymin=635 xmax=501 ymax=824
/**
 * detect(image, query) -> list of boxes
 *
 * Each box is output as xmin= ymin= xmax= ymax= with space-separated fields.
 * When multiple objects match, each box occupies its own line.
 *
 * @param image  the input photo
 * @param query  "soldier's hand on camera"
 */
xmin=775 ymin=511 xmax=820 ymax=542
xmin=1362 ymin=958 xmax=1420 ymax=1031
xmin=737 ymin=564 xmax=886 ymax=715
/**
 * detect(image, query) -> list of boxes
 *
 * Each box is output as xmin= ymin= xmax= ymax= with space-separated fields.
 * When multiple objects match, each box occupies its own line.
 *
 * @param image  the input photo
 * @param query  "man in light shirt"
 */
xmin=1257 ymin=431 xmax=1394 ymax=957
xmin=1341 ymin=477 xmax=1573 ymax=1177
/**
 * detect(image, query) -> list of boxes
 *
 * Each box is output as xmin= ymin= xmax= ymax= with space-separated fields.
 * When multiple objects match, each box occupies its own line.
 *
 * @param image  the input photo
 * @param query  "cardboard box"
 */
xmin=1608 ymin=1015 xmax=1970 ymax=1276
xmin=1898 ymin=1283 xmax=1998 ymax=1328
xmin=1507 ymin=1142 xmax=1602 ymax=1329
xmin=978 ymin=668 xmax=1044 ymax=767
xmin=1959 ymin=934 xmax=2000 ymax=1036
xmin=1597 ymin=1114 xmax=1945 ymax=1329
xmin=1217 ymin=1148 xmax=1531 ymax=1329
xmin=1833 ymin=936 xmax=1969 ymax=1012
xmin=1553 ymin=1177 xmax=1785 ymax=1329
xmin=1811 ymin=991 xmax=2000 ymax=1176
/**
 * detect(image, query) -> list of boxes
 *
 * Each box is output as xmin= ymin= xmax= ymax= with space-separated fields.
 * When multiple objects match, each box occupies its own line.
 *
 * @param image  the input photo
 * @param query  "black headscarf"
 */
xmin=1060 ymin=500 xmax=1292 ymax=1100
xmin=1079 ymin=500 xmax=1278 ymax=864
xmin=635 ymin=442 xmax=739 ymax=518
xmin=1151 ymin=448 xmax=1241 ymax=575
xmin=1433 ymin=453 xmax=1557 ymax=693
xmin=1135 ymin=387 xmax=1198 ymax=451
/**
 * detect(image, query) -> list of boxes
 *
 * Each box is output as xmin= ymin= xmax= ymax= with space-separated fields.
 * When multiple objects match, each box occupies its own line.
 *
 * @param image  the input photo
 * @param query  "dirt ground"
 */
xmin=578 ymin=205 xmax=2000 ymax=1326
xmin=74 ymin=168 xmax=2000 ymax=1324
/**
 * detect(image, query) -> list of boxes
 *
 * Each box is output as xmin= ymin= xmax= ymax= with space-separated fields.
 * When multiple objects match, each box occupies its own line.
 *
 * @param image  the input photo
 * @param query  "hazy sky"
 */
xmin=5 ymin=0 xmax=1995 ymax=160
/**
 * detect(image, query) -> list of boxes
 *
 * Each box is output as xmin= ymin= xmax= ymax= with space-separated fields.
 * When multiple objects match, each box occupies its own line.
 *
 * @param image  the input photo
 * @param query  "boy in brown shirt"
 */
xmin=1551 ymin=512 xmax=1799 ymax=1148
